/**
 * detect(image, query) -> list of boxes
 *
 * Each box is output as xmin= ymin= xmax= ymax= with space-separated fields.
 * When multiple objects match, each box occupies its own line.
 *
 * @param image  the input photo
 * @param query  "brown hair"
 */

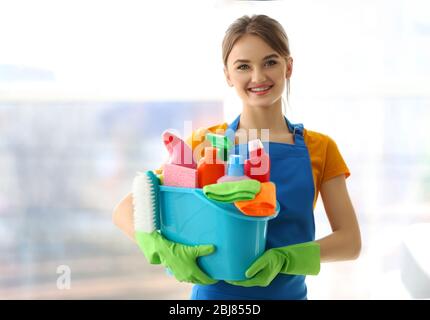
xmin=222 ymin=14 xmax=291 ymax=109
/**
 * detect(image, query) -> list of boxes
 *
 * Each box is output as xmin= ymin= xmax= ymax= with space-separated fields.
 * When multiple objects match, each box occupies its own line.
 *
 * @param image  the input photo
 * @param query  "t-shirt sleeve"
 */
xmin=321 ymin=136 xmax=351 ymax=183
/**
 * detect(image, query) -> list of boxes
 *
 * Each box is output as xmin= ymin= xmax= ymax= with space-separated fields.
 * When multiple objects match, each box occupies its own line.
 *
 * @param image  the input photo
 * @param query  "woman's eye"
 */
xmin=237 ymin=60 xmax=277 ymax=71
xmin=266 ymin=60 xmax=277 ymax=66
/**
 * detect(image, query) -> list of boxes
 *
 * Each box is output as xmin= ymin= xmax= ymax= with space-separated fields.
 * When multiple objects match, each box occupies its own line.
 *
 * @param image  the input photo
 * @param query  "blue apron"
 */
xmin=191 ymin=114 xmax=316 ymax=300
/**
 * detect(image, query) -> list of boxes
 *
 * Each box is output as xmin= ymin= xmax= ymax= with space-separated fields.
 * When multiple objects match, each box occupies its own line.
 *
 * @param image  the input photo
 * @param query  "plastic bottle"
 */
xmin=244 ymin=139 xmax=270 ymax=182
xmin=217 ymin=154 xmax=251 ymax=183
xmin=205 ymin=132 xmax=234 ymax=162
xmin=197 ymin=147 xmax=226 ymax=188
xmin=162 ymin=130 xmax=196 ymax=168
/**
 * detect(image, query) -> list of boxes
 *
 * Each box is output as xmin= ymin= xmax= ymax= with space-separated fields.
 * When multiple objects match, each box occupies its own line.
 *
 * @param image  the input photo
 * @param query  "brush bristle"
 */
xmin=132 ymin=171 xmax=160 ymax=233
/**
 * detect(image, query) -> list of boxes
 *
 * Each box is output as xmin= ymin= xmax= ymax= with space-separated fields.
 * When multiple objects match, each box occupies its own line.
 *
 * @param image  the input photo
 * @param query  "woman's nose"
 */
xmin=251 ymin=68 xmax=267 ymax=83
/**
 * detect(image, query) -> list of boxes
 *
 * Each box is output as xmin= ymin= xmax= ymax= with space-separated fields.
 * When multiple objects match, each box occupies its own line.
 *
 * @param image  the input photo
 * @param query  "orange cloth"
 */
xmin=234 ymin=182 xmax=277 ymax=216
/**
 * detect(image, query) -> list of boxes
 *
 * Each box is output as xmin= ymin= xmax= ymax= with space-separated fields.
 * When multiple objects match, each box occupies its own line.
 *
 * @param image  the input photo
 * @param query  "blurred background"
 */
xmin=0 ymin=0 xmax=429 ymax=299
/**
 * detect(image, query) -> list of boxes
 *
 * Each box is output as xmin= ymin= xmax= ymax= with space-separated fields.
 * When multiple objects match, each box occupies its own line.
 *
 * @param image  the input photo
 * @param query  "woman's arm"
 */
xmin=316 ymin=175 xmax=361 ymax=262
xmin=112 ymin=193 xmax=136 ymax=242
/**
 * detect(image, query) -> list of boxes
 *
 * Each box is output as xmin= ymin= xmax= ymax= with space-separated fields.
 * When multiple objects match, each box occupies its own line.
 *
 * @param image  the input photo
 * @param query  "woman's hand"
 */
xmin=227 ymin=242 xmax=320 ymax=287
xmin=136 ymin=231 xmax=218 ymax=285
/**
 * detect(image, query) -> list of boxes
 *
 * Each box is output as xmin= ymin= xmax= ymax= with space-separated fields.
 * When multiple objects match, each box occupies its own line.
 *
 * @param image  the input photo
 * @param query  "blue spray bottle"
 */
xmin=217 ymin=154 xmax=251 ymax=183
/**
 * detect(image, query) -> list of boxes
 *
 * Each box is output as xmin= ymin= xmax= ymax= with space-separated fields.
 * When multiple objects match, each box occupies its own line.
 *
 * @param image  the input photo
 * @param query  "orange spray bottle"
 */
xmin=197 ymin=147 xmax=226 ymax=188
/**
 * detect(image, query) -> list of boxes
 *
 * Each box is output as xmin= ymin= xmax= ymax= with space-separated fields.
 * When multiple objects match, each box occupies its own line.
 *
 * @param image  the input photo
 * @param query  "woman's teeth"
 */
xmin=250 ymin=87 xmax=270 ymax=92
xmin=248 ymin=85 xmax=273 ymax=94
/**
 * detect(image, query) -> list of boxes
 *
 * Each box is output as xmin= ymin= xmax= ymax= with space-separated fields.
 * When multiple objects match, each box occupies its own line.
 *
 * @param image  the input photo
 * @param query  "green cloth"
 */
xmin=203 ymin=179 xmax=261 ymax=203
xmin=135 ymin=230 xmax=218 ymax=285
xmin=227 ymin=241 xmax=320 ymax=287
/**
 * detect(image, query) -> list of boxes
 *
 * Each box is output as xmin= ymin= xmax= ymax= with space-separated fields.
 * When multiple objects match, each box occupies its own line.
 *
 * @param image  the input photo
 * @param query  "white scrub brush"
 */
xmin=132 ymin=170 xmax=160 ymax=233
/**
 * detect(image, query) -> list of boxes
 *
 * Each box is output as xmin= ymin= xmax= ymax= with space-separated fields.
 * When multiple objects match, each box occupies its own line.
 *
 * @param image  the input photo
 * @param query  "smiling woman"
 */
xmin=226 ymin=36 xmax=290 ymax=109
xmin=113 ymin=14 xmax=361 ymax=300
xmin=2 ymin=0 xmax=429 ymax=301
xmin=223 ymin=16 xmax=293 ymax=116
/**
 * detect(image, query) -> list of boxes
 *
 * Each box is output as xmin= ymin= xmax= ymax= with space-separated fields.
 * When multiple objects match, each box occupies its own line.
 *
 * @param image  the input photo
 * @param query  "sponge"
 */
xmin=163 ymin=163 xmax=198 ymax=188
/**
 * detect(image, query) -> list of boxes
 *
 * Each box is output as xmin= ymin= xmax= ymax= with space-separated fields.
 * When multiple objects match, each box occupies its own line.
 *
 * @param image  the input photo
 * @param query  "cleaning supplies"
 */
xmin=203 ymin=179 xmax=261 ymax=203
xmin=197 ymin=147 xmax=226 ymax=188
xmin=158 ymin=185 xmax=280 ymax=280
xmin=163 ymin=163 xmax=198 ymax=188
xmin=244 ymin=139 xmax=270 ymax=182
xmin=132 ymin=170 xmax=160 ymax=233
xmin=217 ymin=154 xmax=250 ymax=183
xmin=132 ymin=170 xmax=216 ymax=284
xmin=162 ymin=130 xmax=196 ymax=169
xmin=234 ymin=182 xmax=277 ymax=216
xmin=206 ymin=133 xmax=234 ymax=162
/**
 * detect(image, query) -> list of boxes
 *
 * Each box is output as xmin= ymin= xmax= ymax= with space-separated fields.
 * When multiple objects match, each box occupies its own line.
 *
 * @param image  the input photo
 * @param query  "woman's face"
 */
xmin=224 ymin=34 xmax=292 ymax=110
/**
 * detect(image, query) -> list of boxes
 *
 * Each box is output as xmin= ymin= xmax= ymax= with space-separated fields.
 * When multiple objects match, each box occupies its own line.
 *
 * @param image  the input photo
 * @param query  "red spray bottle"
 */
xmin=244 ymin=139 xmax=270 ymax=182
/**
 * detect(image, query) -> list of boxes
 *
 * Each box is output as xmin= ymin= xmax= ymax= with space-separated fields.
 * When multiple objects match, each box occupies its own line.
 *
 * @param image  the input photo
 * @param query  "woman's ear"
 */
xmin=224 ymin=67 xmax=234 ymax=87
xmin=286 ymin=57 xmax=293 ymax=79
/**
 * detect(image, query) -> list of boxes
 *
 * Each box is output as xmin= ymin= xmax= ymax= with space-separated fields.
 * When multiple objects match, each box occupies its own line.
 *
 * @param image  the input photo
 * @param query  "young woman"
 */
xmin=113 ymin=14 xmax=361 ymax=300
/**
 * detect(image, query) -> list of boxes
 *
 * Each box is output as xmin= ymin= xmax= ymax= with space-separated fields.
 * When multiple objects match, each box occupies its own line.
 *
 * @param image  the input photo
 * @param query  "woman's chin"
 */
xmin=248 ymin=99 xmax=279 ymax=109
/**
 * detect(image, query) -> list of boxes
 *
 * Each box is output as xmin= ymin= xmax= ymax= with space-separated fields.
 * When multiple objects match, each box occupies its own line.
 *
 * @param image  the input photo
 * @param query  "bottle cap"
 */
xmin=227 ymin=154 xmax=244 ymax=176
xmin=206 ymin=133 xmax=234 ymax=150
xmin=248 ymin=139 xmax=265 ymax=158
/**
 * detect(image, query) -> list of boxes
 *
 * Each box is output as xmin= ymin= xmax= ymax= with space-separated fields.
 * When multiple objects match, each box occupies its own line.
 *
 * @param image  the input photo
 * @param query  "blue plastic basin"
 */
xmin=159 ymin=185 xmax=279 ymax=281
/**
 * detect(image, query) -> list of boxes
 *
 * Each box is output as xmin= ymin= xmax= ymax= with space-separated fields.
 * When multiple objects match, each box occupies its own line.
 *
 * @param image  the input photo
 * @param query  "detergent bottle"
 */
xmin=198 ymin=147 xmax=226 ymax=188
xmin=162 ymin=130 xmax=196 ymax=169
xmin=217 ymin=154 xmax=250 ymax=183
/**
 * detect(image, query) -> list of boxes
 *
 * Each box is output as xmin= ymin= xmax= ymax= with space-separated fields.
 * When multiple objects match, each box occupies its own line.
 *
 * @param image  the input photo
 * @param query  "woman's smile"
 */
xmin=248 ymin=84 xmax=274 ymax=96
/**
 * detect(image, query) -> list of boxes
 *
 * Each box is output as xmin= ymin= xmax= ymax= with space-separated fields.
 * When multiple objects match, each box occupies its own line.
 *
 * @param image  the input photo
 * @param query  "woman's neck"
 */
xmin=238 ymin=100 xmax=290 ymax=135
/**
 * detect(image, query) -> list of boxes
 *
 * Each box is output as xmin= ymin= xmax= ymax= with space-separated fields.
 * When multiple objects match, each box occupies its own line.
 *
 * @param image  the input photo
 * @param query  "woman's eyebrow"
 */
xmin=233 ymin=53 xmax=279 ymax=65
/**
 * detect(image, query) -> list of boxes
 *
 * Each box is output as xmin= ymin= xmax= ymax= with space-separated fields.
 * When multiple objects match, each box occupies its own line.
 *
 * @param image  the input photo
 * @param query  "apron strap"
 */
xmin=285 ymin=117 xmax=306 ymax=147
xmin=227 ymin=114 xmax=241 ymax=132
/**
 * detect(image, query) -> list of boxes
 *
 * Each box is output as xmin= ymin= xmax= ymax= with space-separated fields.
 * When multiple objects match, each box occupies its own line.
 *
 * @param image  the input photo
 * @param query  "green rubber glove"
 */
xmin=227 ymin=241 xmax=320 ymax=287
xmin=135 ymin=230 xmax=218 ymax=285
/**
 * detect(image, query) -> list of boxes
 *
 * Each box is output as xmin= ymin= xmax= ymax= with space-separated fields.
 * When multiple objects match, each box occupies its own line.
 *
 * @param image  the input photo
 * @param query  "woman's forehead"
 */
xmin=229 ymin=34 xmax=276 ymax=62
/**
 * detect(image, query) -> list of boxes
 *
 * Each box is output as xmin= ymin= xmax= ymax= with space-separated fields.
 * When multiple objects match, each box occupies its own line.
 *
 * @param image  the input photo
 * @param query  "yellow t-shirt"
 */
xmin=185 ymin=122 xmax=350 ymax=208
